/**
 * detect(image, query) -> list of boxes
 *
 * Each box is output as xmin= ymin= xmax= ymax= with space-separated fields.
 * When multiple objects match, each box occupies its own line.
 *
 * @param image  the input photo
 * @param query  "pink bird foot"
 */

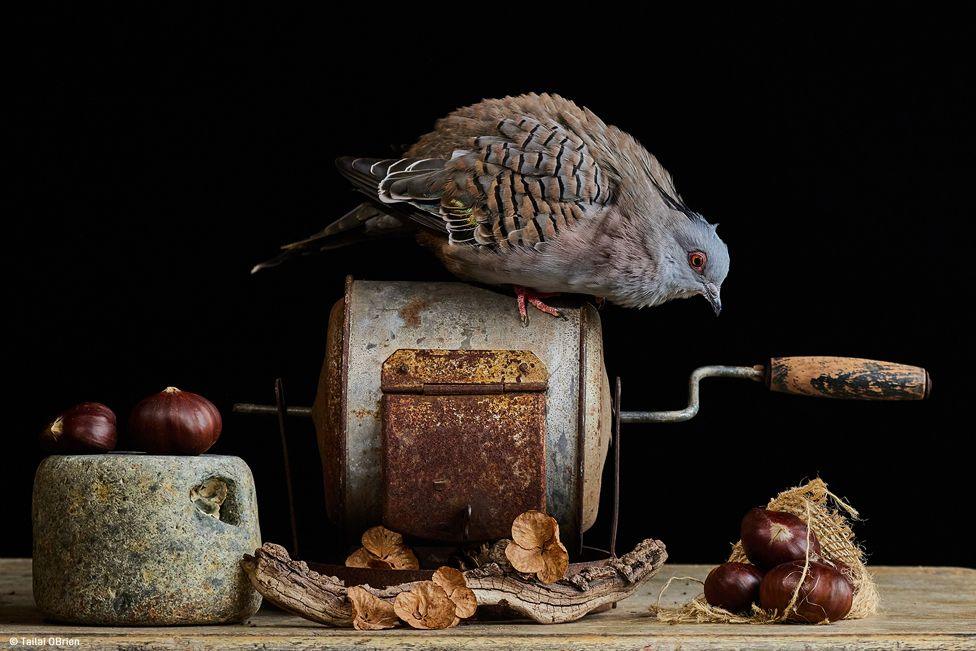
xmin=514 ymin=286 xmax=565 ymax=326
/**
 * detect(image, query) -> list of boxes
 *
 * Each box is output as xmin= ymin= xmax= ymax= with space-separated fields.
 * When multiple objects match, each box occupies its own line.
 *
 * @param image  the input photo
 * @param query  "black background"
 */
xmin=7 ymin=7 xmax=974 ymax=567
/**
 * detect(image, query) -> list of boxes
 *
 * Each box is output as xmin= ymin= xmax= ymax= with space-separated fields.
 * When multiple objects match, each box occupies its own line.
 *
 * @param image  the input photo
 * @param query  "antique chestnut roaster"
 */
xmin=236 ymin=277 xmax=930 ymax=561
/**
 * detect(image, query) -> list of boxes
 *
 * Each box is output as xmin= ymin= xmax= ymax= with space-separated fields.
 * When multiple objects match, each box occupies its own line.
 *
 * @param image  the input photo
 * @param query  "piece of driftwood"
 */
xmin=465 ymin=538 xmax=667 ymax=623
xmin=241 ymin=538 xmax=667 ymax=626
xmin=241 ymin=544 xmax=421 ymax=627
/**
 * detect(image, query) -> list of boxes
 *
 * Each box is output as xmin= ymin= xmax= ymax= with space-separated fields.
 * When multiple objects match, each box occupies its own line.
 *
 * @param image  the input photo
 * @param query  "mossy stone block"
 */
xmin=32 ymin=454 xmax=262 ymax=625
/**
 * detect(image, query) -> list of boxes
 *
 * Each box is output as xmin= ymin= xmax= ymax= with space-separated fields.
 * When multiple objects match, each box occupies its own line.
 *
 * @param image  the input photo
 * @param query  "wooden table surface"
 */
xmin=1 ymin=559 xmax=973 ymax=650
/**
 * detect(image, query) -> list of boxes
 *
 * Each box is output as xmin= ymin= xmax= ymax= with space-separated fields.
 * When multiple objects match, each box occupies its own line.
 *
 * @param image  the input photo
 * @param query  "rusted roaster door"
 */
xmin=380 ymin=349 xmax=549 ymax=542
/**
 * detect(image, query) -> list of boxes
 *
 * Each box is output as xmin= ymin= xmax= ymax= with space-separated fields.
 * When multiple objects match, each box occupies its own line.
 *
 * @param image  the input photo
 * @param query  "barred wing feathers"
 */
xmin=337 ymin=115 xmax=613 ymax=250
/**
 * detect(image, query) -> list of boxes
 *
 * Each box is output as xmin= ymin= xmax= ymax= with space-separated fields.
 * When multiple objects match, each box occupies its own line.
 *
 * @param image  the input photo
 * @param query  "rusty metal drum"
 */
xmin=311 ymin=277 xmax=611 ymax=551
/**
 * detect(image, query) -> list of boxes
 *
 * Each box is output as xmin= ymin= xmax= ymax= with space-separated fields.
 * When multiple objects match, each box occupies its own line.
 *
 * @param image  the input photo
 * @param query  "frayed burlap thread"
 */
xmin=650 ymin=479 xmax=879 ymax=624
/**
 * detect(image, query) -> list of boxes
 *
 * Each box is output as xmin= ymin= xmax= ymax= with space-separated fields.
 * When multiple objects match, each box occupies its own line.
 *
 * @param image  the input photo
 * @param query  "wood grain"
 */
xmin=767 ymin=356 xmax=930 ymax=400
xmin=2 ymin=560 xmax=973 ymax=650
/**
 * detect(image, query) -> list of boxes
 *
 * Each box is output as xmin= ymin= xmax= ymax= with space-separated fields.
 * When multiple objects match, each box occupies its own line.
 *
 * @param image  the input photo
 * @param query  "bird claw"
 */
xmin=515 ymin=286 xmax=563 ymax=325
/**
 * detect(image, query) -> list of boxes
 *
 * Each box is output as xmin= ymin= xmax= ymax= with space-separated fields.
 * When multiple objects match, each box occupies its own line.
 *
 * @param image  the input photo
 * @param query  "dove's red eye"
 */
xmin=688 ymin=251 xmax=707 ymax=273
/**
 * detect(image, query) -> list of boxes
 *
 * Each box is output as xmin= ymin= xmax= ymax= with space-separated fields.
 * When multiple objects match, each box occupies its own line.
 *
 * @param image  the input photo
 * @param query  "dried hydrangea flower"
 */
xmin=344 ymin=525 xmax=419 ymax=570
xmin=347 ymin=586 xmax=398 ymax=631
xmin=504 ymin=510 xmax=569 ymax=584
xmin=393 ymin=581 xmax=459 ymax=629
xmin=432 ymin=566 xmax=478 ymax=619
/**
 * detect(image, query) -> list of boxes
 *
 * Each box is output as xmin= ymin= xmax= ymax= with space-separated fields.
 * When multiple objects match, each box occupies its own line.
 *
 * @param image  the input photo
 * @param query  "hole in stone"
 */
xmin=190 ymin=476 xmax=240 ymax=525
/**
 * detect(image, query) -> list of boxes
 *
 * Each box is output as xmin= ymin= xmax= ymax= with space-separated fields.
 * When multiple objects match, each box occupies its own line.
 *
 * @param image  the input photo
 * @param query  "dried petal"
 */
xmin=432 ymin=566 xmax=465 ymax=592
xmin=347 ymin=586 xmax=398 ymax=631
xmin=358 ymin=525 xmax=420 ymax=570
xmin=510 ymin=510 xmax=557 ymax=550
xmin=345 ymin=547 xmax=392 ymax=569
xmin=393 ymin=589 xmax=424 ymax=626
xmin=538 ymin=539 xmax=570 ymax=584
xmin=433 ymin=566 xmax=478 ymax=619
xmin=393 ymin=581 xmax=459 ymax=629
xmin=504 ymin=539 xmax=546 ymax=575
xmin=383 ymin=545 xmax=420 ymax=571
xmin=362 ymin=525 xmax=405 ymax=557
xmin=447 ymin=588 xmax=477 ymax=620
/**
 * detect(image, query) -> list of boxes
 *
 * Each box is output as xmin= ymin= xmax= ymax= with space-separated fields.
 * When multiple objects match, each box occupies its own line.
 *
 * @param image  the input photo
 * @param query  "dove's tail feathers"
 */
xmin=253 ymin=155 xmax=456 ymax=274
xmin=250 ymin=203 xmax=407 ymax=274
xmin=336 ymin=156 xmax=451 ymax=235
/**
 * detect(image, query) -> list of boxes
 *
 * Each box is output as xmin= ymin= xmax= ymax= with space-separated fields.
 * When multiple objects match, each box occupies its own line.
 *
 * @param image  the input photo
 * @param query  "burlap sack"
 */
xmin=651 ymin=478 xmax=878 ymax=624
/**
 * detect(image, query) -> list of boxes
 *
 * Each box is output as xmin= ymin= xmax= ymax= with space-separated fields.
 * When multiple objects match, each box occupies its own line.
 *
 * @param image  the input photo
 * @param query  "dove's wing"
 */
xmin=335 ymin=157 xmax=451 ymax=235
xmin=337 ymin=115 xmax=614 ymax=250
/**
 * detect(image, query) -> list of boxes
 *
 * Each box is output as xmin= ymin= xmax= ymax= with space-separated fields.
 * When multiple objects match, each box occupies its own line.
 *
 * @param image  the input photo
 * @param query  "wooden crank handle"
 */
xmin=766 ymin=356 xmax=931 ymax=401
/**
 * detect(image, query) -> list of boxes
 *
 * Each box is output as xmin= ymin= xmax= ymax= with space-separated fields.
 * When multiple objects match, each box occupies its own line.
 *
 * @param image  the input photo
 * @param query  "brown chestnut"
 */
xmin=740 ymin=508 xmax=822 ymax=570
xmin=40 ymin=402 xmax=117 ymax=453
xmin=128 ymin=387 xmax=222 ymax=455
xmin=704 ymin=562 xmax=764 ymax=613
xmin=759 ymin=560 xmax=853 ymax=623
xmin=821 ymin=557 xmax=856 ymax=589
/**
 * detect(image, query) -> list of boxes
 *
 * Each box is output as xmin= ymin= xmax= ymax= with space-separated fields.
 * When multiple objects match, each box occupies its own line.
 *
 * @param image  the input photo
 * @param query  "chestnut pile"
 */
xmin=704 ymin=508 xmax=854 ymax=623
xmin=40 ymin=387 xmax=222 ymax=456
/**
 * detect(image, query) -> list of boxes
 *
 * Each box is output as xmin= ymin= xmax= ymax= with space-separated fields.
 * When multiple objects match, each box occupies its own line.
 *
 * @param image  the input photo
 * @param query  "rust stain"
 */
xmin=398 ymin=298 xmax=429 ymax=328
xmin=381 ymin=393 xmax=547 ymax=543
xmin=382 ymin=349 xmax=548 ymax=392
xmin=312 ymin=297 xmax=348 ymax=526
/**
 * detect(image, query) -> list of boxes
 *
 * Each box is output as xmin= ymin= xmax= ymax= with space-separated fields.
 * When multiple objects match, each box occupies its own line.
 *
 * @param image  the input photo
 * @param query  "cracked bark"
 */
xmin=241 ymin=538 xmax=667 ymax=626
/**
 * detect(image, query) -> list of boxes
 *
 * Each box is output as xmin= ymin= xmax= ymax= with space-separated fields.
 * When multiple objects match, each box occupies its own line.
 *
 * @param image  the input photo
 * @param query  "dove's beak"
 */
xmin=703 ymin=283 xmax=722 ymax=316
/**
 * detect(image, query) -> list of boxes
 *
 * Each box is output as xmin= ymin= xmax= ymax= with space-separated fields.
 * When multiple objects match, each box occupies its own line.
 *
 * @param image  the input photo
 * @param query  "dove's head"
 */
xmin=663 ymin=215 xmax=729 ymax=315
xmin=600 ymin=139 xmax=730 ymax=313
xmin=596 ymin=206 xmax=729 ymax=313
